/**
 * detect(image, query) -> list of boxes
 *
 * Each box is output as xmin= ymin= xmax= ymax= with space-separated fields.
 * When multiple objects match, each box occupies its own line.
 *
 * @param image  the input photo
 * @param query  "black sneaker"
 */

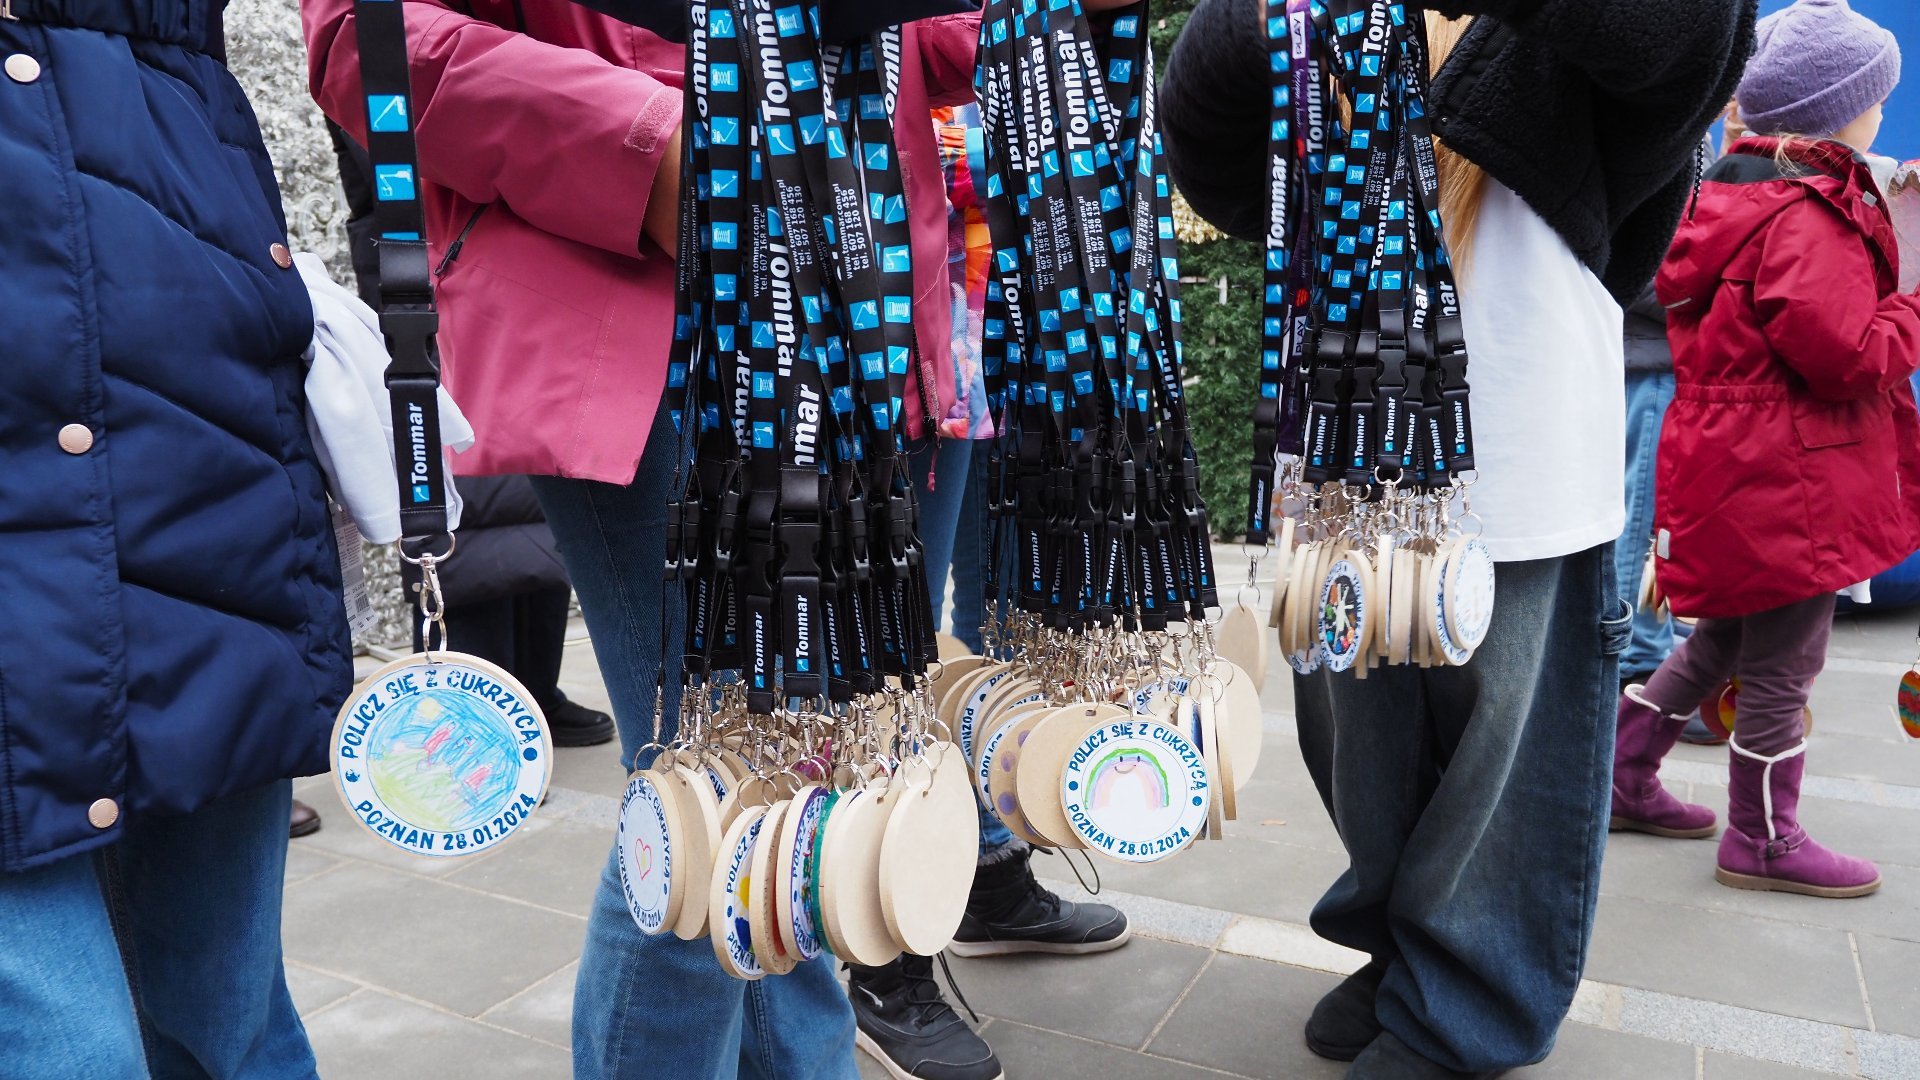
xmin=544 ymin=694 xmax=615 ymax=748
xmin=947 ymin=847 xmax=1131 ymax=957
xmin=848 ymin=956 xmax=1003 ymax=1080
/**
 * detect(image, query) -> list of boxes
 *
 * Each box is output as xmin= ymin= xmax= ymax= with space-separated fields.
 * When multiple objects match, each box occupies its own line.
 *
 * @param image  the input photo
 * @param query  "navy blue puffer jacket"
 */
xmin=0 ymin=0 xmax=352 ymax=872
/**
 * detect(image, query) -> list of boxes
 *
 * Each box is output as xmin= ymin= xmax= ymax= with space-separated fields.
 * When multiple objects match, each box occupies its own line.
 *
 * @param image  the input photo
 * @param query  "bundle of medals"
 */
xmin=955 ymin=0 xmax=1266 ymax=867
xmin=629 ymin=0 xmax=983 ymax=980
xmin=1249 ymin=0 xmax=1495 ymax=677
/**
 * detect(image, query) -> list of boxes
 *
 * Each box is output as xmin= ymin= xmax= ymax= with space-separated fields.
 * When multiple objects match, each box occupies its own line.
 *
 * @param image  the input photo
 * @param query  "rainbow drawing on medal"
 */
xmin=1087 ymin=748 xmax=1170 ymax=811
xmin=1899 ymin=669 xmax=1920 ymax=739
xmin=367 ymin=690 xmax=521 ymax=833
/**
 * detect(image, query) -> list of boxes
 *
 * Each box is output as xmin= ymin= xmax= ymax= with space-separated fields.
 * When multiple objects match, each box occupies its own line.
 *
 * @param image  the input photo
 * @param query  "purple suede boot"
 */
xmin=1717 ymin=739 xmax=1881 ymax=898
xmin=1611 ymin=686 xmax=1719 ymax=839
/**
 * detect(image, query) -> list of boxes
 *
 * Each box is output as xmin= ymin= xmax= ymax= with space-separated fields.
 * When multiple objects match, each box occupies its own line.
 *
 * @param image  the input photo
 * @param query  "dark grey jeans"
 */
xmin=1294 ymin=544 xmax=1629 ymax=1072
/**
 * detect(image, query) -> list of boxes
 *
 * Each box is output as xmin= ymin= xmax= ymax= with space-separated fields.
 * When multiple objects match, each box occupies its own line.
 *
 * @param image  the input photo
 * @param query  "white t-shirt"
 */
xmin=1452 ymin=181 xmax=1625 ymax=563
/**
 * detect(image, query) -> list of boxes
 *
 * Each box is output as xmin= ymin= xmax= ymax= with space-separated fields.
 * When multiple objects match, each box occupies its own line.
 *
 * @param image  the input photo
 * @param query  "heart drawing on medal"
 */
xmin=634 ymin=839 xmax=653 ymax=881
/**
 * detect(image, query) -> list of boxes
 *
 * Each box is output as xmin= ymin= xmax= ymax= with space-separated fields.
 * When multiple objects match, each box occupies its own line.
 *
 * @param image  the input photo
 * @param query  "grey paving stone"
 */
xmin=1600 ymin=831 xmax=1920 ymax=947
xmin=996 ymin=1019 xmax=1252 ymax=1080
xmin=1796 ymin=731 xmax=1920 ymax=790
xmin=547 ymin=742 xmax=632 ymax=802
xmin=446 ymin=819 xmax=612 ymax=918
xmin=284 ymin=963 xmax=358 ymax=1015
xmin=285 ymin=841 xmax=340 ymax=886
xmin=1038 ymin=879 xmax=1235 ymax=949
xmin=944 ymin=936 xmax=1211 ymax=1050
xmin=1855 ymin=1030 xmax=1920 ymax=1080
xmin=1587 ymin=895 xmax=1868 ymax=1027
xmin=1145 ymin=952 xmax=1346 ymax=1079
xmin=282 ymin=862 xmax=586 ymax=1017
xmin=1856 ymin=934 xmax=1920 ymax=1039
xmin=1702 ymin=1050 xmax=1846 ymax=1079
xmin=1615 ymin=988 xmax=1856 ymax=1074
xmin=1224 ymin=751 xmax=1347 ymax=855
xmin=305 ymin=989 xmax=570 ymax=1080
xmin=480 ymin=961 xmax=576 ymax=1048
xmin=1513 ymin=1023 xmax=1696 ymax=1078
xmin=1086 ymin=835 xmax=1350 ymax=927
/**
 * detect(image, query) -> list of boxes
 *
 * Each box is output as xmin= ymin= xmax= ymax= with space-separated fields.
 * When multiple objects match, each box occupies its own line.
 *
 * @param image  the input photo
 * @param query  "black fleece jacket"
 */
xmin=1161 ymin=0 xmax=1756 ymax=305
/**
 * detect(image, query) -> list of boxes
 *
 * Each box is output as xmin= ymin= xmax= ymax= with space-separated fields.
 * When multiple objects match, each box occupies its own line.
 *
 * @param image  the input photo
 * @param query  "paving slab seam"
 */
xmin=1137 ymin=948 xmax=1220 ymax=1053
xmin=985 ymin=1016 xmax=1264 ymax=1080
xmin=287 ymin=958 xmax=575 ymax=1051
xmin=1658 ymin=759 xmax=1920 ymax=812
xmin=291 ymin=840 xmax=594 ymax=924
xmin=474 ymin=956 xmax=581 ymax=1028
xmin=1846 ymin=932 xmax=1877 ymax=1032
xmin=1043 ymin=879 xmax=1920 ymax=1078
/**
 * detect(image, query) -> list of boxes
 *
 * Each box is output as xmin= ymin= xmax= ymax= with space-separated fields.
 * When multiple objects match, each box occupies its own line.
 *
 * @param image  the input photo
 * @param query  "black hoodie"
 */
xmin=1160 ymin=0 xmax=1756 ymax=305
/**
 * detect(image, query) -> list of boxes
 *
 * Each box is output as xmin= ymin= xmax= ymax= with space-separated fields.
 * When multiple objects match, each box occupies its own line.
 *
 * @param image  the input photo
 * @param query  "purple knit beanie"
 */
xmin=1737 ymin=0 xmax=1901 ymax=138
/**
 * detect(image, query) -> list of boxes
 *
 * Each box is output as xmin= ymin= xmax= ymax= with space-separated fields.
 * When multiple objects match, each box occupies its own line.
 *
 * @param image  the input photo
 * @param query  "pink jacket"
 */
xmin=304 ymin=0 xmax=978 ymax=482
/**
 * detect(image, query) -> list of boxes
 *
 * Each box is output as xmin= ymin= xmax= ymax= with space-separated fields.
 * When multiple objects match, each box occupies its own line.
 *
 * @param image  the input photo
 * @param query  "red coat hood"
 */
xmin=1659 ymin=138 xmax=1898 ymax=316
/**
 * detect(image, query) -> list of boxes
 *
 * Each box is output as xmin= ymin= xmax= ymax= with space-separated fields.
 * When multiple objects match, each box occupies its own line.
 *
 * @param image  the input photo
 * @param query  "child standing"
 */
xmin=1614 ymin=0 xmax=1920 ymax=899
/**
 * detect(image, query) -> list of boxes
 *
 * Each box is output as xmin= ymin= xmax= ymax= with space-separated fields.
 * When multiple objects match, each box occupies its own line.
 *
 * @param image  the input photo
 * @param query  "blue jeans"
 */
xmin=532 ymin=407 xmax=857 ymax=1080
xmin=1293 ymin=545 xmax=1629 ymax=1072
xmin=906 ymin=437 xmax=1017 ymax=858
xmin=0 ymin=781 xmax=315 ymax=1080
xmin=1615 ymin=370 xmax=1690 ymax=679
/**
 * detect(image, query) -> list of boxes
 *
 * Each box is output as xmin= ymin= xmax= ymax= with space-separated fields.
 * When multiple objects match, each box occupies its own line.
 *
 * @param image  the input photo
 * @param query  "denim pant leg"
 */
xmin=1618 ymin=371 xmax=1679 ymax=680
xmin=1295 ymin=546 xmax=1623 ymax=1071
xmin=0 ymin=856 xmax=148 ymax=1080
xmin=532 ymin=408 xmax=856 ymax=1080
xmin=116 ymin=780 xmax=319 ymax=1080
xmin=946 ymin=441 xmax=992 ymax=656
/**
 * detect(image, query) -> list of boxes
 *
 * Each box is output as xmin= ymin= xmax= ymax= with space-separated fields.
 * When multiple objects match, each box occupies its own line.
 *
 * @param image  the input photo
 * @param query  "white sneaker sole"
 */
xmin=944 ymin=922 xmax=1133 ymax=958
xmin=855 ymin=1028 xmax=1005 ymax=1080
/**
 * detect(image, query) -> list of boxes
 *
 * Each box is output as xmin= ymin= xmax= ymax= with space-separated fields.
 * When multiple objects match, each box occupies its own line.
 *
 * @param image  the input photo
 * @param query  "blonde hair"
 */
xmin=1423 ymin=13 xmax=1487 ymax=277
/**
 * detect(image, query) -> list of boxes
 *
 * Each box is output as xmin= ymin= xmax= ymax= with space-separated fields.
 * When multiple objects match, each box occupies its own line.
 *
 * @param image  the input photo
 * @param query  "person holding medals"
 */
xmin=302 ymin=1 xmax=1134 ymax=1077
xmin=1161 ymin=0 xmax=1753 ymax=1076
xmin=0 ymin=0 xmax=354 ymax=1071
xmin=1612 ymin=0 xmax=1918 ymax=898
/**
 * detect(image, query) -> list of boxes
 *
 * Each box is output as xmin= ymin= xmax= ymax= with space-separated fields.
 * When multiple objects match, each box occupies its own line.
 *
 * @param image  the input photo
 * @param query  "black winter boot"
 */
xmin=948 ymin=847 xmax=1130 ymax=957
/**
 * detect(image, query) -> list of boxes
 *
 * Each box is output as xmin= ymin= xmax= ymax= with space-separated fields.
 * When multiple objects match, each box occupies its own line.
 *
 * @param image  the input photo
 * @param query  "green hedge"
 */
xmin=1150 ymin=2 xmax=1266 ymax=537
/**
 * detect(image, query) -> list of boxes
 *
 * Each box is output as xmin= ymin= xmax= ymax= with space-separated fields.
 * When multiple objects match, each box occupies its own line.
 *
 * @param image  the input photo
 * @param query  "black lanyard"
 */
xmin=1257 ymin=0 xmax=1475 ymax=502
xmin=354 ymin=0 xmax=451 ymax=549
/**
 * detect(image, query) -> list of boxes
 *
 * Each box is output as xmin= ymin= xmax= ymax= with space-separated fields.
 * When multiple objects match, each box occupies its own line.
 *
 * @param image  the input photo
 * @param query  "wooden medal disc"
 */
xmin=1442 ymin=537 xmax=1496 ymax=651
xmin=1282 ymin=541 xmax=1313 ymax=661
xmin=812 ymin=788 xmax=868 ymax=959
xmin=1269 ymin=517 xmax=1298 ymax=631
xmin=668 ymin=764 xmax=724 ymax=941
xmin=878 ymin=745 xmax=979 ymax=955
xmin=1203 ymin=660 xmax=1264 ymax=792
xmin=1013 ymin=704 xmax=1118 ymax=849
xmin=1412 ymin=553 xmax=1434 ymax=668
xmin=936 ymin=632 xmax=972 ymax=662
xmin=971 ymin=680 xmax=1045 ymax=780
xmin=616 ymin=771 xmax=684 ymax=936
xmin=1372 ymin=540 xmax=1397 ymax=665
xmin=1427 ymin=540 xmax=1472 ymax=667
xmin=932 ymin=655 xmax=992 ymax=711
xmin=773 ymin=784 xmax=828 ymax=962
xmin=1197 ymin=698 xmax=1228 ymax=838
xmin=708 ymin=804 xmax=767 ymax=980
xmin=941 ymin=662 xmax=1003 ymax=730
xmin=988 ymin=709 xmax=1064 ymax=847
xmin=975 ymin=706 xmax=1046 ymax=809
xmin=818 ymin=779 xmax=902 ymax=967
xmin=1216 ymin=603 xmax=1271 ymax=692
xmin=1388 ymin=547 xmax=1417 ymax=667
xmin=748 ymin=799 xmax=799 ymax=975
xmin=1316 ymin=554 xmax=1372 ymax=674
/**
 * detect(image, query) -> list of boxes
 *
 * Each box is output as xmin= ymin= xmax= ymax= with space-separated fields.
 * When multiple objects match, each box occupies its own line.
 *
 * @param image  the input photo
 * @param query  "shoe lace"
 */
xmin=1034 ymin=846 xmax=1103 ymax=899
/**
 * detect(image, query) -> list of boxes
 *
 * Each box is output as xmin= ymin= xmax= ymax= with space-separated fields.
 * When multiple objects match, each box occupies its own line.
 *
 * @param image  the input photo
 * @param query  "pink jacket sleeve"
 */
xmin=303 ymin=0 xmax=681 ymax=260
xmin=916 ymin=11 xmax=981 ymax=109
